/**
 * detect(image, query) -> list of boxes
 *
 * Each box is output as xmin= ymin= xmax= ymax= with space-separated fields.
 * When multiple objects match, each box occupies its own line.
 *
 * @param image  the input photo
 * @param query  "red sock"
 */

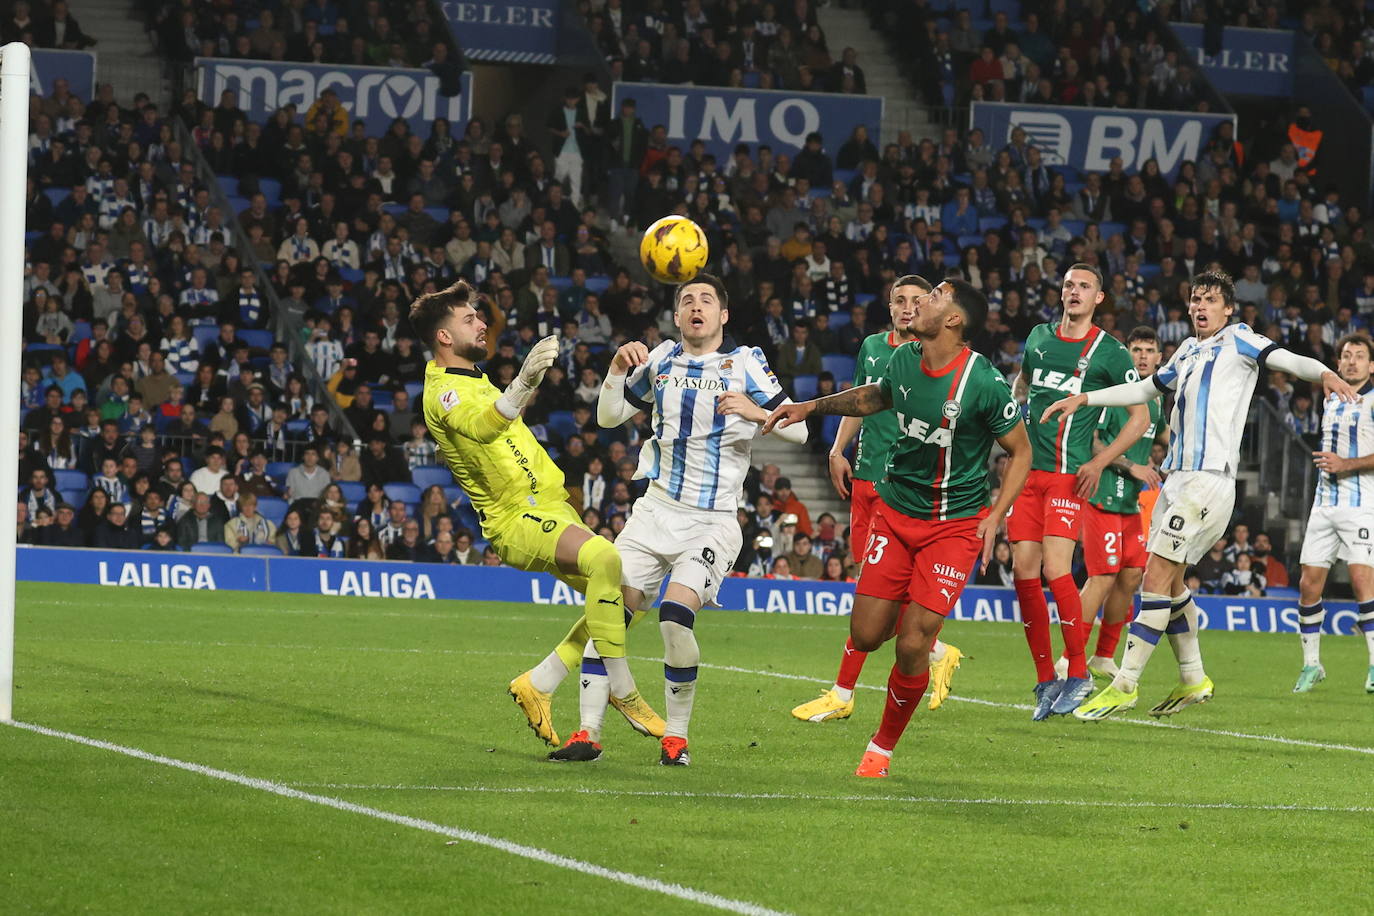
xmin=1015 ymin=578 xmax=1056 ymax=682
xmin=1095 ymin=620 xmax=1125 ymax=659
xmin=1048 ymin=574 xmax=1087 ymax=678
xmin=1079 ymin=614 xmax=1098 ymax=656
xmin=872 ymin=667 xmax=929 ymax=752
xmin=835 ymin=638 xmax=867 ymax=691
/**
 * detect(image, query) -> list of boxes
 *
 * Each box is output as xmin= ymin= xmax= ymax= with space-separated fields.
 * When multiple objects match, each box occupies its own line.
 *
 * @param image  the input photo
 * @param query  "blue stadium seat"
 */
xmin=53 ymin=469 xmax=88 ymax=490
xmin=792 ymin=374 xmax=819 ymax=400
xmin=742 ymin=71 xmax=762 ymax=88
xmin=43 ymin=188 xmax=70 ymax=207
xmin=1099 ymin=221 xmax=1126 ymax=241
xmin=59 ymin=488 xmax=86 ymax=509
xmin=547 ymin=410 xmax=578 ymax=440
xmin=216 ymin=175 xmax=240 ymax=195
xmin=957 ymin=233 xmax=984 ymax=249
xmin=547 ymin=276 xmax=573 ymax=292
xmin=70 ymin=320 xmax=91 ymax=343
xmin=191 ymin=543 xmax=234 ymax=554
xmin=382 ymin=202 xmax=407 ymax=216
xmin=174 ymin=371 xmax=195 ymax=387
xmin=1363 ymin=85 xmax=1374 ymax=112
xmin=266 ymin=461 xmax=295 ymax=479
xmin=193 ymin=326 xmax=220 ymax=350
xmin=384 ymin=482 xmax=421 ymax=504
xmin=405 ymin=381 xmax=423 ymax=401
xmin=442 ymin=486 xmax=467 ymax=506
xmin=423 ymin=206 xmax=450 ymax=224
xmin=1137 ymin=264 xmax=1161 ymax=279
xmin=239 ymin=329 xmax=274 ymax=350
xmin=257 ymin=496 xmax=288 ymax=525
xmin=455 ymin=503 xmax=482 ymax=533
xmin=371 ymin=390 xmax=393 ymax=409
xmin=24 ymin=231 xmax=40 ymax=245
xmin=822 ymin=355 xmax=856 ymax=381
xmin=285 ymin=419 xmax=309 ymax=435
xmin=585 ymin=276 xmax=611 ymax=294
xmin=258 ymin=178 xmax=282 ymax=205
xmin=337 ymin=481 xmax=366 ymax=503
xmin=226 ymin=195 xmax=250 ymax=214
xmin=979 ymin=216 xmax=1007 ymax=233
xmin=411 ymin=465 xmax=453 ymax=489
xmin=154 ymin=414 xmax=176 ymax=433
xmin=339 ymin=267 xmax=364 ymax=285
xmin=855 ymin=293 xmax=875 ymax=306
xmin=821 ymin=414 xmax=843 ymax=444
xmin=833 ymin=168 xmax=857 ymax=186
xmin=239 ymin=544 xmax=282 ymax=556
xmin=828 ymin=310 xmax=851 ymax=329
xmin=1025 ymin=217 xmax=1046 ymax=231
xmin=1061 ymin=219 xmax=1087 ymax=238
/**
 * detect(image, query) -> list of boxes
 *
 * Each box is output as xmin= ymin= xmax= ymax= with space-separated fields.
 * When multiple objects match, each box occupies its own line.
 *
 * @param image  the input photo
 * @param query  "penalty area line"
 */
xmin=2 ymin=720 xmax=789 ymax=916
xmin=286 ymin=783 xmax=1374 ymax=815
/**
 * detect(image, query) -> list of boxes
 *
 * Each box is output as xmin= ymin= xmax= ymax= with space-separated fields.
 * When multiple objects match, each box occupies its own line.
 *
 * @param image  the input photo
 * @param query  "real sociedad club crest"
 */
xmin=655 ymin=373 xmax=671 ymax=389
xmin=942 ymin=400 xmax=962 ymax=419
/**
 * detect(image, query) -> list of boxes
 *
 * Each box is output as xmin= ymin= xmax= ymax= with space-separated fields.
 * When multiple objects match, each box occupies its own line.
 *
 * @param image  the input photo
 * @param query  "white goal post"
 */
xmin=0 ymin=42 xmax=31 ymax=721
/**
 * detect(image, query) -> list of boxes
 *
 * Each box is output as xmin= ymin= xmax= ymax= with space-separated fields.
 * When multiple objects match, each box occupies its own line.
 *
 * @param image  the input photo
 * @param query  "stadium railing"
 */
xmin=1245 ymin=399 xmax=1315 ymax=549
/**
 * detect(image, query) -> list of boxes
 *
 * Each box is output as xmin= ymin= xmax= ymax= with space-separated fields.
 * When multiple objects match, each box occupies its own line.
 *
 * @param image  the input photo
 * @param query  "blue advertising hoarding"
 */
xmin=1173 ymin=25 xmax=1295 ymax=97
xmin=437 ymin=0 xmax=558 ymax=64
xmin=195 ymin=58 xmax=471 ymax=137
xmin=611 ymin=81 xmax=884 ymax=173
xmin=15 ymin=546 xmax=1364 ymax=636
xmin=30 ymin=49 xmax=95 ymax=99
xmin=970 ymin=102 xmax=1236 ymax=181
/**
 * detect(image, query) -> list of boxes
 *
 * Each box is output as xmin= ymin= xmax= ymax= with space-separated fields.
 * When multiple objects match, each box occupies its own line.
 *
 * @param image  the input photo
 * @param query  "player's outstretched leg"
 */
xmin=855 ymin=604 xmax=941 ymax=779
xmin=1075 ymin=591 xmax=1170 ymax=720
xmin=1148 ymin=591 xmax=1213 ymax=717
xmin=792 ymin=638 xmax=864 ymax=722
xmin=1360 ymin=601 xmax=1374 ymax=693
xmin=1294 ymin=602 xmax=1327 ymax=693
xmin=659 ymin=599 xmax=698 ymax=766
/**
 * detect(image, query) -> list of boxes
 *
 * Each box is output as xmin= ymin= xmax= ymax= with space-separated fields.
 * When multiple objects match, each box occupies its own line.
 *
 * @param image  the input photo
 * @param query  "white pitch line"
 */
xmin=3 ymin=720 xmax=788 ymax=916
xmin=284 ymin=782 xmax=1374 ymax=815
xmin=24 ymin=638 xmax=1374 ymax=757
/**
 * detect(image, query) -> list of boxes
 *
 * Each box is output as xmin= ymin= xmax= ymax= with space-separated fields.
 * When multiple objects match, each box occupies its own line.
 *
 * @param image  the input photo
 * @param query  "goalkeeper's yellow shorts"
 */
xmin=486 ymin=501 xmax=589 ymax=575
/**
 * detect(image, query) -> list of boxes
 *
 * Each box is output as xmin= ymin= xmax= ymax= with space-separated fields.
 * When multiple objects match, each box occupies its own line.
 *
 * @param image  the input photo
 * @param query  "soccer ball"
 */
xmin=639 ymin=216 xmax=709 ymax=285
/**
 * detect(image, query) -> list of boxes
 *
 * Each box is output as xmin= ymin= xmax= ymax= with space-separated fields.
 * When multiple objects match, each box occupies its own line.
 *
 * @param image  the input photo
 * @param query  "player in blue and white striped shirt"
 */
xmin=1044 ymin=270 xmax=1358 ymax=720
xmin=544 ymin=273 xmax=808 ymax=765
xmin=1295 ymin=332 xmax=1374 ymax=694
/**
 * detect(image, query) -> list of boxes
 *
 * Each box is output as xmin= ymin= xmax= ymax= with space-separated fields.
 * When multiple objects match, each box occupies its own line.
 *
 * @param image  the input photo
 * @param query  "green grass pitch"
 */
xmin=3 ymin=582 xmax=1372 ymax=914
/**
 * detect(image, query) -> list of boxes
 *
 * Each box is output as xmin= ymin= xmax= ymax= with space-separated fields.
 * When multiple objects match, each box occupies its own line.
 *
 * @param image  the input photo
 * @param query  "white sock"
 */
xmin=1167 ymin=591 xmax=1207 ymax=686
xmin=865 ymin=740 xmax=892 ymax=758
xmin=1114 ymin=592 xmax=1171 ymax=693
xmin=600 ymin=655 xmax=635 ymax=699
xmin=529 ymin=651 xmax=569 ymax=694
xmin=578 ymin=641 xmax=610 ymax=742
xmin=660 ymin=600 xmax=699 ymax=740
xmin=1358 ymin=601 xmax=1374 ymax=665
xmin=831 ymin=684 xmax=854 ymax=702
xmin=929 ymin=639 xmax=947 ymax=664
xmin=1298 ymin=603 xmax=1325 ymax=668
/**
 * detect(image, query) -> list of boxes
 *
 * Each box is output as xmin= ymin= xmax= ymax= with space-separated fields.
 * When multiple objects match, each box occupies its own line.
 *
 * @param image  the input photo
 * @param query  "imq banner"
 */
xmin=195 ymin=58 xmax=471 ymax=136
xmin=1173 ymin=24 xmax=1295 ymax=97
xmin=611 ymin=81 xmax=884 ymax=171
xmin=30 ymin=49 xmax=95 ymax=99
xmin=437 ymin=0 xmax=558 ymax=64
xmin=970 ymin=102 xmax=1236 ymax=181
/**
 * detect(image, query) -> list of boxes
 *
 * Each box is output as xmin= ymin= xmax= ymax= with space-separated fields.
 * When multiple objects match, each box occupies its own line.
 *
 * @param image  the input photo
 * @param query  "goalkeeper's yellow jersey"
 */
xmin=421 ymin=361 xmax=568 ymax=522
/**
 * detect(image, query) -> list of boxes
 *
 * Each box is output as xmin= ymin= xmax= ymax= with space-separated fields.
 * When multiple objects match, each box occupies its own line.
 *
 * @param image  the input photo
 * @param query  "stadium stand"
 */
xmin=12 ymin=0 xmax=1373 ymax=594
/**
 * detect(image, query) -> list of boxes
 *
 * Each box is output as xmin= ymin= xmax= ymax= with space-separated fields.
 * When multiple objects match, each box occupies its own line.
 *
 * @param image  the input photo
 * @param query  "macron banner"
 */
xmin=15 ymin=546 xmax=1366 ymax=636
xmin=31 ymin=49 xmax=96 ymax=99
xmin=195 ymin=58 xmax=471 ymax=137
xmin=611 ymin=81 xmax=883 ymax=171
xmin=970 ymin=102 xmax=1235 ymax=181
xmin=1173 ymin=25 xmax=1295 ymax=97
xmin=437 ymin=0 xmax=559 ymax=64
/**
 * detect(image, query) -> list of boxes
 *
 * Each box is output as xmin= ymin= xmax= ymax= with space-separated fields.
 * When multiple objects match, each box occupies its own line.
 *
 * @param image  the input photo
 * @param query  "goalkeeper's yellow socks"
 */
xmin=578 ymin=535 xmax=635 ymax=696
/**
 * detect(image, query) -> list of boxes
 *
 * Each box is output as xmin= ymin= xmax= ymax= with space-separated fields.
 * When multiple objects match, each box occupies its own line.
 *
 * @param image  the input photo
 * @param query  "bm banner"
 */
xmin=438 ymin=0 xmax=559 ymax=64
xmin=16 ymin=546 xmax=1365 ymax=636
xmin=611 ymin=82 xmax=884 ymax=171
xmin=30 ymin=49 xmax=96 ymax=99
xmin=1173 ymin=25 xmax=1295 ymax=97
xmin=970 ymin=102 xmax=1235 ymax=180
xmin=196 ymin=58 xmax=471 ymax=136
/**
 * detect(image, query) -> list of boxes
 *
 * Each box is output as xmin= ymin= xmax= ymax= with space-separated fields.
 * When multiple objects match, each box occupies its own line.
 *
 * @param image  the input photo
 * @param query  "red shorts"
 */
xmin=1082 ymin=504 xmax=1147 ymax=576
xmin=855 ymin=499 xmax=985 ymax=616
xmin=849 ymin=478 xmax=880 ymax=564
xmin=1006 ymin=469 xmax=1084 ymax=543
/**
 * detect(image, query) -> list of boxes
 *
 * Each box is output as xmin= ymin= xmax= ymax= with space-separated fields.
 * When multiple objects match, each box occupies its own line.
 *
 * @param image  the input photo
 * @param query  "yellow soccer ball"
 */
xmin=639 ymin=215 xmax=709 ymax=285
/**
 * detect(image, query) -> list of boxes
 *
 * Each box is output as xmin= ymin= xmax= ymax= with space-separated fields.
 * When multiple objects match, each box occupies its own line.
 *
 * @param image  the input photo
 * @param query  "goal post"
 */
xmin=0 ymin=42 xmax=31 ymax=722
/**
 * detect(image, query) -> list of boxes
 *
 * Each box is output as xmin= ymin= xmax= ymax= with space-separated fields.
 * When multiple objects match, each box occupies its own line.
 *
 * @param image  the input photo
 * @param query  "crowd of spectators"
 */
xmin=12 ymin=0 xmax=1374 ymax=589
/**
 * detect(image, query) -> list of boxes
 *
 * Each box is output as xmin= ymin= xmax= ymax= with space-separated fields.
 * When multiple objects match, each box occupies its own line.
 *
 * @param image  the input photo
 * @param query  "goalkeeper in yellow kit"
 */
xmin=410 ymin=280 xmax=663 ymax=749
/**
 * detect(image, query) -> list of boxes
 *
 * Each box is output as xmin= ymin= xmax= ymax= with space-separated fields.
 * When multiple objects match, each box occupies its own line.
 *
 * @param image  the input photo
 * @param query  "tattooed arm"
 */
xmin=761 ymin=383 xmax=892 ymax=433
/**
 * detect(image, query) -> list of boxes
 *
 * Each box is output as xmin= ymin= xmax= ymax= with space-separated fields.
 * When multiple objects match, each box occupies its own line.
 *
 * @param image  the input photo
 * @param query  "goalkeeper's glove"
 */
xmin=495 ymin=335 xmax=560 ymax=419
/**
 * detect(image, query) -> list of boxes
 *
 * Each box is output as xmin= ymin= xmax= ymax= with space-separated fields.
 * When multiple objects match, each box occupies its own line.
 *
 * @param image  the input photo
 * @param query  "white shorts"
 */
xmin=1299 ymin=505 xmax=1374 ymax=568
xmin=1147 ymin=470 xmax=1235 ymax=566
xmin=615 ymin=491 xmax=743 ymax=606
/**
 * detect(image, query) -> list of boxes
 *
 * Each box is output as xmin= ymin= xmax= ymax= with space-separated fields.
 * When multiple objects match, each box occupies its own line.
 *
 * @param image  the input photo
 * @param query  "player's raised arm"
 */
xmin=980 ymin=422 xmax=1031 ymax=571
xmin=1263 ymin=347 xmax=1359 ymax=403
xmin=762 ymin=382 xmax=892 ymax=433
xmin=597 ymin=340 xmax=653 ymax=428
xmin=1040 ymin=375 xmax=1162 ymax=425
